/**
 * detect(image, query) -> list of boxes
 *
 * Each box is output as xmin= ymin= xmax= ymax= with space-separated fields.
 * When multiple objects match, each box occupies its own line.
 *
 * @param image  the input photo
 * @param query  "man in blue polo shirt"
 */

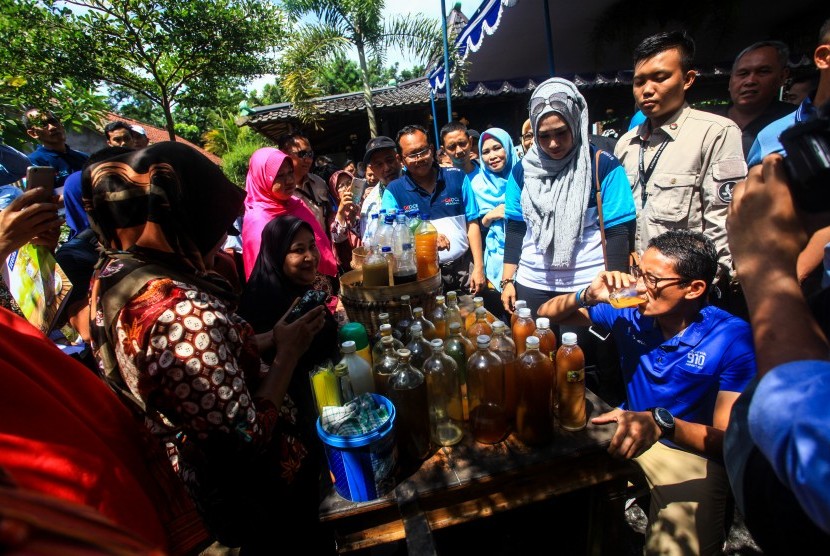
xmin=540 ymin=229 xmax=756 ymax=556
xmin=381 ymin=124 xmax=485 ymax=294
xmin=23 ymin=108 xmax=89 ymax=189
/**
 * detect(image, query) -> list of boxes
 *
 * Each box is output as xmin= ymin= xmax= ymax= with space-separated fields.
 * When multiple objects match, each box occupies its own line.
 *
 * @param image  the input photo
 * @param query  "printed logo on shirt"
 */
xmin=403 ymin=203 xmax=419 ymax=212
xmin=443 ymin=196 xmax=461 ymax=206
xmin=717 ymin=181 xmax=736 ymax=203
xmin=685 ymin=350 xmax=707 ymax=369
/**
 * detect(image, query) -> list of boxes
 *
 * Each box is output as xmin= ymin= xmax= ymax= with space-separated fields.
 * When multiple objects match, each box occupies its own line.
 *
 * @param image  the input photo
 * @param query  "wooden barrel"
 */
xmin=340 ymin=270 xmax=442 ymax=337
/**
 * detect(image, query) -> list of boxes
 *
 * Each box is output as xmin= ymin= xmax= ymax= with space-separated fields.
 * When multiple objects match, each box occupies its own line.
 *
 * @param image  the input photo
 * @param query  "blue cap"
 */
xmin=381 ymin=246 xmax=392 ymax=252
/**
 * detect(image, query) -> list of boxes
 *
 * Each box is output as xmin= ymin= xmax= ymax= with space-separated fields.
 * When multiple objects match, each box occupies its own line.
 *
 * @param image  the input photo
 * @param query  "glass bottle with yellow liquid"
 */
xmin=465 ymin=296 xmax=496 ymax=329
xmin=490 ymin=320 xmax=518 ymax=427
xmin=406 ymin=323 xmax=434 ymax=370
xmin=395 ymin=294 xmax=414 ymax=344
xmin=372 ymin=323 xmax=404 ymax=367
xmin=423 ymin=339 xmax=464 ymax=446
xmin=362 ymin=247 xmax=389 ymax=287
xmin=510 ymin=299 xmax=527 ymax=328
xmin=373 ymin=335 xmax=399 ymax=397
xmin=445 ymin=290 xmax=465 ymax=333
xmin=445 ymin=321 xmax=474 ymax=420
xmin=430 ymin=295 xmax=449 ymax=339
xmin=516 ymin=336 xmax=555 ymax=445
xmin=410 ymin=306 xmax=437 ymax=341
xmin=466 ymin=306 xmax=493 ymax=341
xmin=388 ymin=348 xmax=432 ymax=462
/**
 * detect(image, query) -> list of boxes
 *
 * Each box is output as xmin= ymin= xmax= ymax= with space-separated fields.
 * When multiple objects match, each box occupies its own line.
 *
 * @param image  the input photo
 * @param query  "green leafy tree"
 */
xmin=280 ymin=0 xmax=445 ymax=137
xmin=53 ymin=0 xmax=287 ymax=141
xmin=0 ymin=0 xmax=104 ymax=148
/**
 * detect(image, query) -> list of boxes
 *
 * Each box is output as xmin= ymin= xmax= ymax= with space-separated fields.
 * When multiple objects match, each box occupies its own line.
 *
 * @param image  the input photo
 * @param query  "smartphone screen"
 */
xmin=25 ymin=166 xmax=57 ymax=195
xmin=350 ymin=177 xmax=366 ymax=203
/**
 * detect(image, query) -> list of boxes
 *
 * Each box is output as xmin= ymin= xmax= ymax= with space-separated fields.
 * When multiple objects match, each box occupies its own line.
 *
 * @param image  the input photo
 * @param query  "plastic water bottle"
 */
xmin=340 ymin=340 xmax=375 ymax=395
xmin=363 ymin=213 xmax=380 ymax=248
xmin=407 ymin=209 xmax=421 ymax=234
xmin=415 ymin=214 xmax=439 ymax=279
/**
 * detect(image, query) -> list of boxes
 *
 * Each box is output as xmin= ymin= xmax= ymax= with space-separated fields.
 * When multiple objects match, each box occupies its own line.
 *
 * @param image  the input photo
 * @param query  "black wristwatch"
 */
xmin=650 ymin=407 xmax=675 ymax=439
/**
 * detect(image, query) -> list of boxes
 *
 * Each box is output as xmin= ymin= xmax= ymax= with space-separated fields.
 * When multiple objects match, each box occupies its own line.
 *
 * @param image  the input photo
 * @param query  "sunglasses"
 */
xmin=528 ymin=92 xmax=580 ymax=119
xmin=292 ymin=149 xmax=314 ymax=160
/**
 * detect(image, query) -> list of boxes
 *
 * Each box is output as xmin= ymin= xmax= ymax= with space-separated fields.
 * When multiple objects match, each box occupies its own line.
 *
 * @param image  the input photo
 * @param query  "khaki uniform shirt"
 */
xmin=296 ymin=172 xmax=330 ymax=232
xmin=614 ymin=103 xmax=747 ymax=273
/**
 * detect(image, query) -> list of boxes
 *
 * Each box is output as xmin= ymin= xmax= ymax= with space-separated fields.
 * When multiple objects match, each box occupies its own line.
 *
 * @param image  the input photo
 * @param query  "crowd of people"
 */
xmin=1 ymin=22 xmax=829 ymax=556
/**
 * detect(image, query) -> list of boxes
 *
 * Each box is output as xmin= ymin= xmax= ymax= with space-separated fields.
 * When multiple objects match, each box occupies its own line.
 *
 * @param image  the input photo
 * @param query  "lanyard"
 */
xmin=638 ymin=137 xmax=668 ymax=208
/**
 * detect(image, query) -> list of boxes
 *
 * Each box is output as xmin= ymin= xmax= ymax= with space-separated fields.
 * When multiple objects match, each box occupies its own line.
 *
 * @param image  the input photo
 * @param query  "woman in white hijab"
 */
xmin=501 ymin=78 xmax=636 ymax=393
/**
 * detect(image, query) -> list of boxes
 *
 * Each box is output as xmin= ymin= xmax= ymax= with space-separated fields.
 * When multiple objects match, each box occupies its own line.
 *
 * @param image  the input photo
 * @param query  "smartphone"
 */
xmin=25 ymin=166 xmax=57 ymax=194
xmin=285 ymin=290 xmax=328 ymax=323
xmin=350 ymin=177 xmax=366 ymax=203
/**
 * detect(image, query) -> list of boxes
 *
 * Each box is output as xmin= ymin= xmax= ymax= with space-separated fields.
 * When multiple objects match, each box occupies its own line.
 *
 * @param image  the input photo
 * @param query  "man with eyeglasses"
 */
xmin=277 ymin=132 xmax=329 ymax=232
xmin=359 ymin=136 xmax=402 ymax=240
xmin=614 ymin=31 xmax=746 ymax=286
xmin=23 ymin=108 xmax=89 ymax=188
xmin=539 ymin=229 xmax=756 ymax=556
xmin=381 ymin=125 xmax=485 ymax=294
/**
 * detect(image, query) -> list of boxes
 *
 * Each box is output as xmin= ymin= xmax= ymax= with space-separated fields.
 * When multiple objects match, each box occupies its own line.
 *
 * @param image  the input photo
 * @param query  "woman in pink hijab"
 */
xmin=242 ymin=147 xmax=337 ymax=279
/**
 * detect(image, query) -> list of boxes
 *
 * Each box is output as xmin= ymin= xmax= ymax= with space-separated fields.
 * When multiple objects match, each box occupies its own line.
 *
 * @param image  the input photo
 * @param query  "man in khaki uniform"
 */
xmin=615 ymin=31 xmax=747 ymax=277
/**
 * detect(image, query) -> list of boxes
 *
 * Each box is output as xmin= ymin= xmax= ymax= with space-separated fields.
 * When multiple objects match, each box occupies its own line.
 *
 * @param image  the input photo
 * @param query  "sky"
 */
xmin=246 ymin=0 xmax=476 ymax=93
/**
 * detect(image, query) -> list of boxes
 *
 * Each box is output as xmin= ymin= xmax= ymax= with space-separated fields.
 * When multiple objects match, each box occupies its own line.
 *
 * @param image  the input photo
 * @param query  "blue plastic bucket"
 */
xmin=316 ymin=393 xmax=398 ymax=502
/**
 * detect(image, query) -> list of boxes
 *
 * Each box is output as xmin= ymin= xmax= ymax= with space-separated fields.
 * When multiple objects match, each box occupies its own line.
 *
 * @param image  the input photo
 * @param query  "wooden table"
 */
xmin=319 ymin=389 xmax=642 ymax=554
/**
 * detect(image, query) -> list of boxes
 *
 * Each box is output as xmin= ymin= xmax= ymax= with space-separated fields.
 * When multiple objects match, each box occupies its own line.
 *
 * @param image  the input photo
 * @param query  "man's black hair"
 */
xmin=439 ymin=121 xmax=469 ymax=143
xmin=633 ymin=30 xmax=696 ymax=73
xmin=732 ymin=41 xmax=790 ymax=73
xmin=820 ymin=18 xmax=830 ymax=46
xmin=276 ymin=131 xmax=309 ymax=151
xmin=103 ymin=121 xmax=133 ymax=140
xmin=21 ymin=108 xmax=58 ymax=130
xmin=395 ymin=124 xmax=430 ymax=152
xmin=648 ymin=230 xmax=718 ymax=294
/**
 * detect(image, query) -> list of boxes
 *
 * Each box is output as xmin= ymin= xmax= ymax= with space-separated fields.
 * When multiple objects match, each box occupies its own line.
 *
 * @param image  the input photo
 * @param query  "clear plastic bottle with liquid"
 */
xmin=445 ymin=321 xmax=474 ymax=420
xmin=340 ymin=340 xmax=375 ymax=396
xmin=555 ymin=332 xmax=587 ymax=431
xmin=466 ymin=306 xmax=493 ymax=341
xmin=393 ymin=243 xmax=418 ymax=284
xmin=372 ymin=323 xmax=405 ymax=366
xmin=362 ymin=212 xmax=380 ymax=250
xmin=511 ymin=299 xmax=528 ymax=328
xmin=516 ymin=336 xmax=555 ymax=445
xmin=423 ymin=339 xmax=464 ymax=446
xmin=407 ymin=209 xmax=421 ymax=234
xmin=512 ymin=307 xmax=536 ymax=356
xmin=533 ymin=317 xmax=558 ymax=360
xmin=362 ymin=246 xmax=389 ymax=287
xmin=414 ymin=213 xmax=439 ymax=279
xmin=334 ymin=362 xmax=356 ymax=405
xmin=466 ymin=335 xmax=509 ymax=444
xmin=465 ymin=296 xmax=496 ymax=329
xmin=373 ymin=335 xmax=400 ymax=397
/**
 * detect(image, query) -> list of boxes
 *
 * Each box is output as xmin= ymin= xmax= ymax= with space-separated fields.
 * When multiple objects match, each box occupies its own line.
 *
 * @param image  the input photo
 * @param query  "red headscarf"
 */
xmin=242 ymin=147 xmax=337 ymax=279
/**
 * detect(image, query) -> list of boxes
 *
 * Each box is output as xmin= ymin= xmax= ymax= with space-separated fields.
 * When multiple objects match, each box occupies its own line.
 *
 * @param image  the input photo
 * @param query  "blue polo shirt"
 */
xmin=381 ymin=166 xmax=479 ymax=264
xmin=588 ymin=304 xmax=756 ymax=427
xmin=747 ymin=96 xmax=816 ymax=167
xmin=27 ymin=144 xmax=89 ymax=188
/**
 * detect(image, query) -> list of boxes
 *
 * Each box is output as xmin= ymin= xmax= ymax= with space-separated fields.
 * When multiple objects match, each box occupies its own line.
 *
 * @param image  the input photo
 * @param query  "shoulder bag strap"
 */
xmin=594 ymin=149 xmax=609 ymax=270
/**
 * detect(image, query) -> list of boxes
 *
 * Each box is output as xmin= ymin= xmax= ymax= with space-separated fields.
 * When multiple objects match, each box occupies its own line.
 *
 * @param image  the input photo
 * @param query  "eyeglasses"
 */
xmin=630 ymin=266 xmax=688 ymax=290
xmin=403 ymin=146 xmax=431 ymax=162
xmin=528 ymin=92 xmax=580 ymax=119
xmin=292 ymin=149 xmax=314 ymax=160
xmin=521 ymin=132 xmax=534 ymax=141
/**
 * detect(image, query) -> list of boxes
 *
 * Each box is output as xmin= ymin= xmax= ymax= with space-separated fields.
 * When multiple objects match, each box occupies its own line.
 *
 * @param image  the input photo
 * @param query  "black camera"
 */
xmin=779 ymin=101 xmax=830 ymax=212
xmin=285 ymin=289 xmax=328 ymax=323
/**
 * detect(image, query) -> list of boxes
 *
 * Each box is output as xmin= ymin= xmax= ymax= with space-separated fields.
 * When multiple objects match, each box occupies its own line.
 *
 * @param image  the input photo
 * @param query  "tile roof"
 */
xmin=103 ymin=113 xmax=221 ymax=165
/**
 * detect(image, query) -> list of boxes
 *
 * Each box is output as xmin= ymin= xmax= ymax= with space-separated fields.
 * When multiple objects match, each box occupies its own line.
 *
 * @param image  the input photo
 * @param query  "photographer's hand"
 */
xmin=728 ymin=154 xmax=829 ymax=376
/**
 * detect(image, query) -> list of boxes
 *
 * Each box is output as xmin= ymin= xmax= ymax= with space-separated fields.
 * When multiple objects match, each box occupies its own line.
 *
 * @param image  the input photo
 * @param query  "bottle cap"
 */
xmin=430 ymin=339 xmax=444 ymax=349
xmin=411 ymin=323 xmax=423 ymax=333
xmin=379 ymin=312 xmax=389 ymax=320
xmin=518 ymin=307 xmax=531 ymax=318
xmin=380 ymin=323 xmax=392 ymax=332
xmin=334 ymin=362 xmax=349 ymax=376
xmin=402 ymin=243 xmax=412 ymax=250
xmin=536 ymin=317 xmax=550 ymax=329
xmin=515 ymin=299 xmax=527 ymax=309
xmin=381 ymin=335 xmax=394 ymax=345
xmin=401 ymin=294 xmax=410 ymax=302
xmin=475 ymin=306 xmax=486 ymax=316
xmin=476 ymin=335 xmax=491 ymax=346
xmin=473 ymin=296 xmax=484 ymax=304
xmin=449 ymin=322 xmax=461 ymax=331
xmin=562 ymin=332 xmax=578 ymax=345
xmin=339 ymin=322 xmax=369 ymax=349
xmin=396 ymin=348 xmax=411 ymax=358
xmin=381 ymin=246 xmax=392 ymax=252
xmin=447 ymin=290 xmax=457 ymax=299
xmin=421 ymin=213 xmax=430 ymax=219
xmin=385 ymin=215 xmax=395 ymax=223
xmin=525 ymin=336 xmax=540 ymax=348
xmin=413 ymin=307 xmax=423 ymax=316
xmin=492 ymin=320 xmax=505 ymax=330
xmin=341 ymin=340 xmax=356 ymax=353
xmin=435 ymin=295 xmax=445 ymax=303
xmin=371 ymin=213 xmax=379 ymax=219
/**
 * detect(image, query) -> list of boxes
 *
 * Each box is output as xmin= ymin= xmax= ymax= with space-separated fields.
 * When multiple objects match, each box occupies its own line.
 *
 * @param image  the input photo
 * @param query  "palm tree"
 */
xmin=281 ymin=0 xmax=445 ymax=137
